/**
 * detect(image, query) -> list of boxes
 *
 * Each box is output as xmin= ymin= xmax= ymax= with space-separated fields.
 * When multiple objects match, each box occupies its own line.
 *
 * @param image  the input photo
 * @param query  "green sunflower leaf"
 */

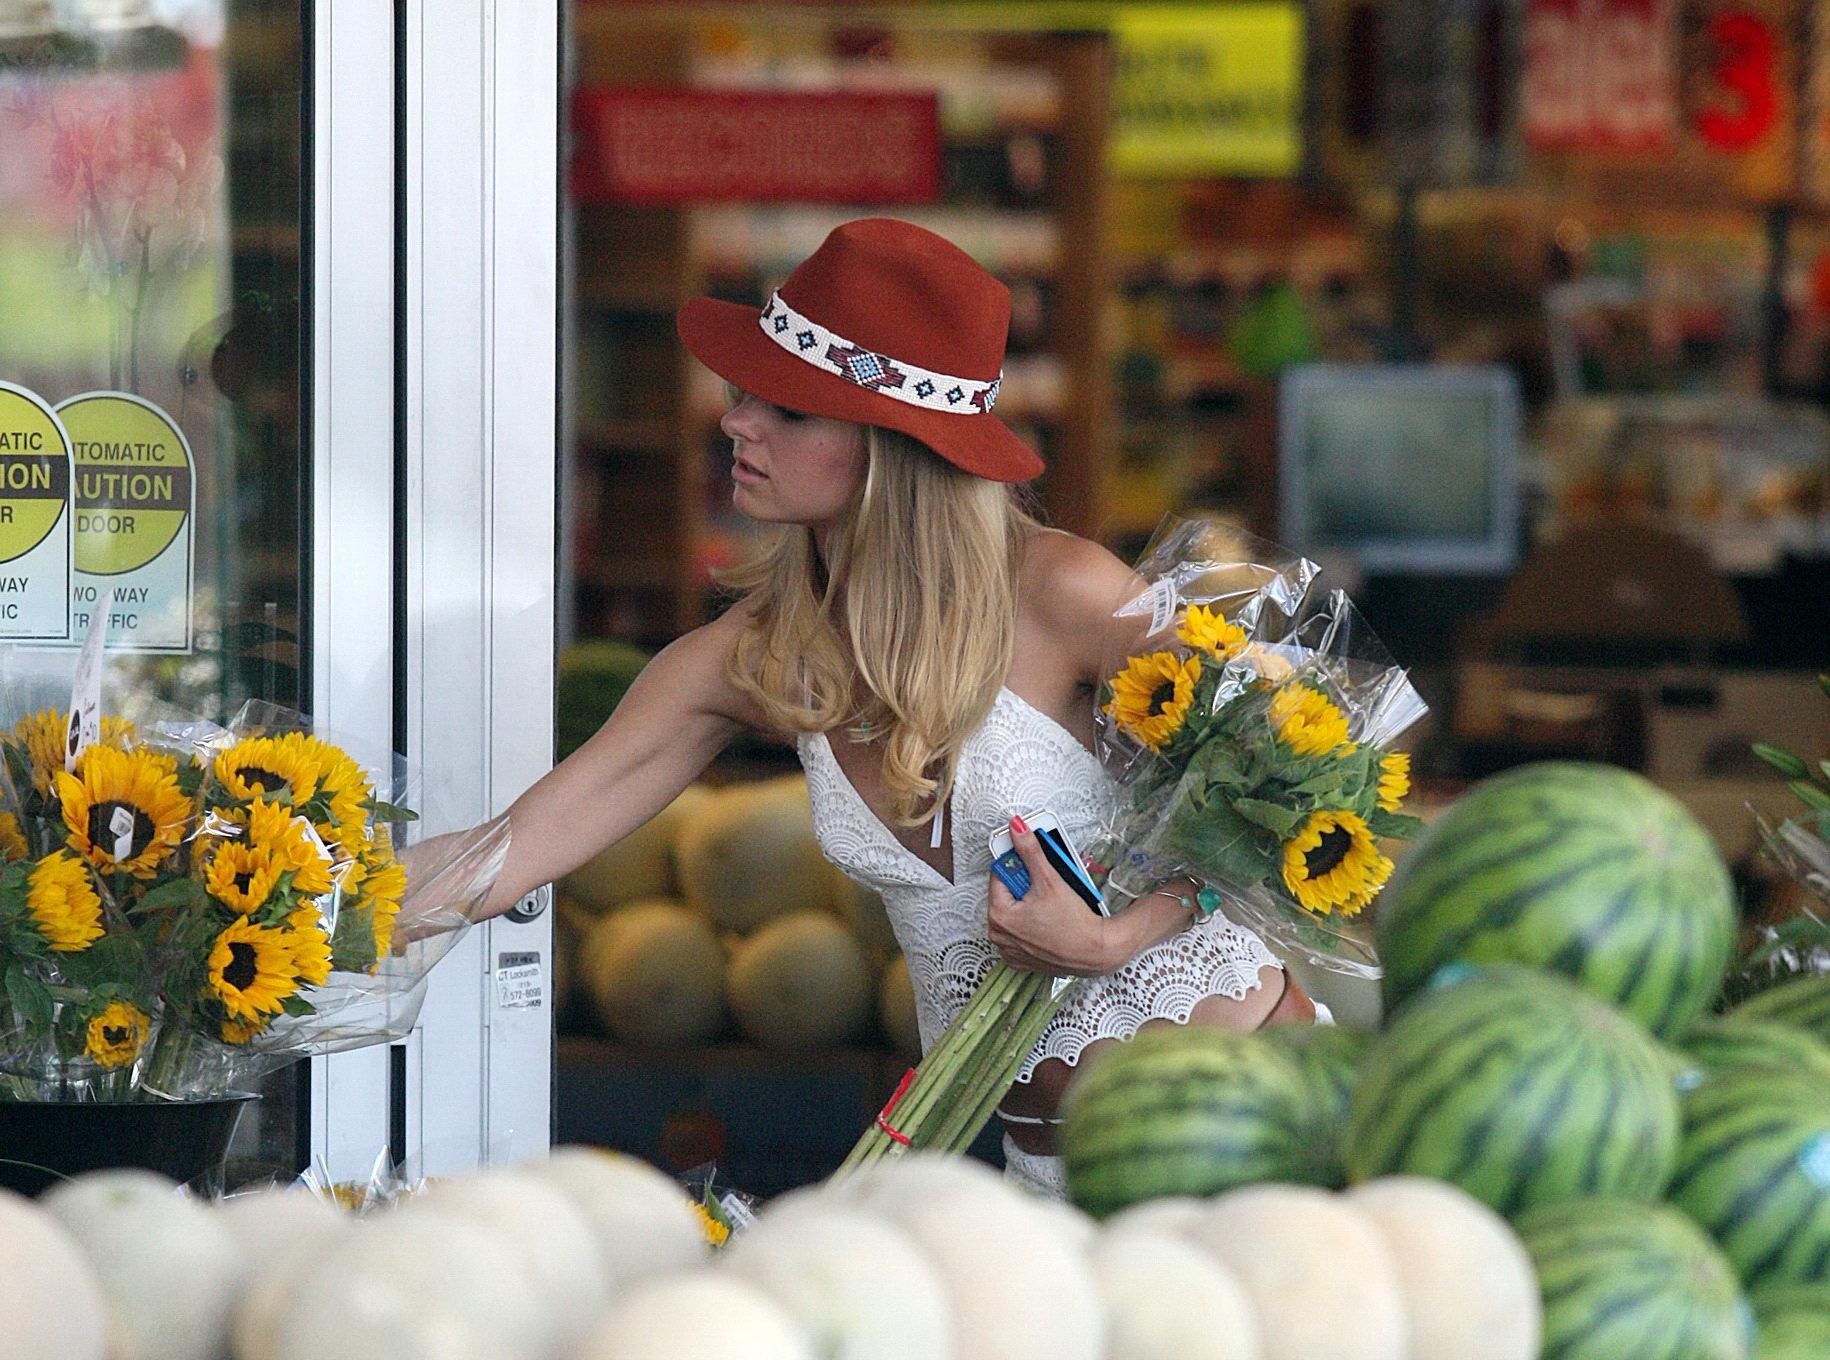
xmin=1366 ymin=810 xmax=1425 ymax=841
xmin=279 ymin=994 xmax=316 ymax=1018
xmin=365 ymin=800 xmax=418 ymax=824
xmin=1232 ymin=798 xmax=1307 ymax=837
xmin=5 ymin=963 xmax=51 ymax=1031
xmin=1754 ymin=744 xmax=1809 ymax=779
xmin=1790 ymin=780 xmax=1830 ymax=813
xmin=134 ymin=877 xmax=203 ymax=914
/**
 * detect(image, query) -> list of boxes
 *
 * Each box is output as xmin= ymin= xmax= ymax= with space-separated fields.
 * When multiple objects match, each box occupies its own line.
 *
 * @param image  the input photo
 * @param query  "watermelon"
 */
xmin=1376 ymin=762 xmax=1735 ymax=1039
xmin=1733 ymin=975 xmax=1830 ymax=1048
xmin=1682 ymin=1016 xmax=1830 ymax=1086
xmin=1346 ymin=967 xmax=1680 ymax=1217
xmin=1516 ymin=1198 xmax=1751 ymax=1360
xmin=1264 ymin=1024 xmax=1369 ymax=1188
xmin=1749 ymin=1283 xmax=1830 ymax=1358
xmin=1668 ymin=1066 xmax=1830 ymax=1292
xmin=1059 ymin=1026 xmax=1321 ymax=1219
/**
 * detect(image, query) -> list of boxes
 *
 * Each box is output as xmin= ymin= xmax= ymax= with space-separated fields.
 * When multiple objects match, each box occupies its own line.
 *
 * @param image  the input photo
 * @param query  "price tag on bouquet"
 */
xmin=1116 ymin=576 xmax=1182 ymax=638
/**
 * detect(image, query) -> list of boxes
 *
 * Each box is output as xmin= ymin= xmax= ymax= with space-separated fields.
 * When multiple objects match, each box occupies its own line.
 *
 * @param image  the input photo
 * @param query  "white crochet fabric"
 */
xmin=799 ymin=686 xmax=1283 ymax=1085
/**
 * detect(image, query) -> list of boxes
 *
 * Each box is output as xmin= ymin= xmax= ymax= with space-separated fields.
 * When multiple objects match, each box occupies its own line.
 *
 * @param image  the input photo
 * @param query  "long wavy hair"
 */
xmin=720 ymin=424 xmax=1038 ymax=830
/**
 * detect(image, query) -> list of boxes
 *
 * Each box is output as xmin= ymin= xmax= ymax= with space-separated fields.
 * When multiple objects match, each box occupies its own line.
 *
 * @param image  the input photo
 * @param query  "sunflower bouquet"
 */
xmin=0 ymin=693 xmax=508 ymax=1102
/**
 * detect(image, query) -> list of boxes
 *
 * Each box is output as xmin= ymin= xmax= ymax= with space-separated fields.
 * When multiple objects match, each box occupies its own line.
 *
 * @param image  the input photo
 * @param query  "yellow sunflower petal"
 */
xmin=56 ymin=744 xmax=192 ymax=879
xmin=1176 ymin=604 xmax=1248 ymax=662
xmin=0 ymin=811 xmax=27 ymax=863
xmin=1280 ymin=810 xmax=1384 ymax=918
xmin=11 ymin=710 xmax=136 ymax=796
xmin=221 ymin=1013 xmax=270 ymax=1045
xmin=1105 ymin=651 xmax=1203 ymax=752
xmin=214 ymin=736 xmax=322 ymax=807
xmin=207 ymin=917 xmax=303 ymax=1021
xmin=84 ymin=1001 xmax=151 ymax=1070
xmin=1378 ymin=752 xmax=1412 ymax=813
xmin=1268 ymin=684 xmax=1355 ymax=760
xmin=26 ymin=851 xmax=104 ymax=952
xmin=286 ymin=906 xmax=334 ymax=987
xmin=204 ymin=842 xmax=284 ymax=914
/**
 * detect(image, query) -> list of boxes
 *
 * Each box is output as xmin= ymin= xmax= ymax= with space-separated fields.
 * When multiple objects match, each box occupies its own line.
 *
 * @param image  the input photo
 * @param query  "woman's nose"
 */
xmin=720 ymin=395 xmax=762 ymax=442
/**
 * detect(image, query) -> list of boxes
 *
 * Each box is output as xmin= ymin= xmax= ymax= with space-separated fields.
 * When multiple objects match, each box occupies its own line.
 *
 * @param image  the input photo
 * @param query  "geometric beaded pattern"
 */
xmin=760 ymin=292 xmax=1002 ymax=414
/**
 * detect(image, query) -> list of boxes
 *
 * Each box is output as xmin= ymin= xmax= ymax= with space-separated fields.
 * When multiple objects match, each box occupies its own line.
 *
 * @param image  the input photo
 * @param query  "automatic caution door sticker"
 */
xmin=0 ymin=380 xmax=74 ymax=642
xmin=56 ymin=391 xmax=195 ymax=654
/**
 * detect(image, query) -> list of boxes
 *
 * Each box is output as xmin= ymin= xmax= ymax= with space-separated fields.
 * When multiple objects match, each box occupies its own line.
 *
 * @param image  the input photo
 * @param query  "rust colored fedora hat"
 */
xmin=677 ymin=217 xmax=1044 ymax=483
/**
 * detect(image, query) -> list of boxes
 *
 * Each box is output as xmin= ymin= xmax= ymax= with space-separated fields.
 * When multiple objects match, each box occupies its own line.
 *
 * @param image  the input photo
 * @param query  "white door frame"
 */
xmin=311 ymin=0 xmax=558 ymax=1182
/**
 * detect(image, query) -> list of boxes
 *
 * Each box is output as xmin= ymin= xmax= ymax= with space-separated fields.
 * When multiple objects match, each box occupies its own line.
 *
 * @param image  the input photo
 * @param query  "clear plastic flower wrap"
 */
xmin=0 ymin=658 xmax=509 ymax=1102
xmin=1085 ymin=516 xmax=1429 ymax=978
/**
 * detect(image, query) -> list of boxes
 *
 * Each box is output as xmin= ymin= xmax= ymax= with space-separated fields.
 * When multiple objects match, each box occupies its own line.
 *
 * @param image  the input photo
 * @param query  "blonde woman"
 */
xmin=479 ymin=219 xmax=1311 ymax=1194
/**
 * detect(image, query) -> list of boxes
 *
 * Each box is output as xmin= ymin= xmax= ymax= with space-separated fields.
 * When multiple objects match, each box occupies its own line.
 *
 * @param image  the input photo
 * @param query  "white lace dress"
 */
xmin=799 ymin=687 xmax=1284 ymax=1191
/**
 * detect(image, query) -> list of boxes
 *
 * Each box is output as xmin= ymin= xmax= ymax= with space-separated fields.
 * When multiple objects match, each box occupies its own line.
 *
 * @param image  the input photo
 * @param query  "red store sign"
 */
xmin=572 ymin=88 xmax=942 ymax=205
xmin=1524 ymin=0 xmax=1678 ymax=152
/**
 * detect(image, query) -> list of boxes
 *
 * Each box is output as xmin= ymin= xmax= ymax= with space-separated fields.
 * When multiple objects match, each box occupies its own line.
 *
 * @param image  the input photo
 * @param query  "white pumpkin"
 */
xmin=579 ymin=900 xmax=725 ymax=1044
xmin=675 ymin=776 xmax=832 ymax=933
xmin=891 ymin=1188 xmax=1104 ymax=1360
xmin=0 ymin=1188 xmax=109 ymax=1360
xmin=254 ymin=1212 xmax=544 ymax=1360
xmin=727 ymin=912 xmax=872 ymax=1049
xmin=724 ymin=1203 xmax=954 ymax=1360
xmin=231 ymin=1212 xmax=354 ymax=1360
xmin=41 ymin=1169 xmax=240 ymax=1360
xmin=518 ymin=1146 xmax=707 ymax=1292
xmin=878 ymin=955 xmax=921 ymax=1057
xmin=1186 ymin=1185 xmax=1407 ymax=1360
xmin=565 ymin=784 xmax=712 ymax=911
xmin=1090 ymin=1226 xmax=1264 ymax=1360
xmin=573 ymin=1272 xmax=813 ymax=1360
xmin=1346 ymin=1177 xmax=1540 ymax=1360
xmin=1101 ymin=1196 xmax=1207 ymax=1241
xmin=397 ymin=1170 xmax=605 ymax=1354
xmin=831 ymin=1152 xmax=1017 ymax=1219
xmin=215 ymin=1186 xmax=342 ymax=1266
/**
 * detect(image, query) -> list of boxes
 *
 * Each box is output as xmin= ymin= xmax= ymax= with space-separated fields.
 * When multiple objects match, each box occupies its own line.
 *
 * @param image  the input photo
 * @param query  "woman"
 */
xmin=480 ymin=219 xmax=1312 ymax=1194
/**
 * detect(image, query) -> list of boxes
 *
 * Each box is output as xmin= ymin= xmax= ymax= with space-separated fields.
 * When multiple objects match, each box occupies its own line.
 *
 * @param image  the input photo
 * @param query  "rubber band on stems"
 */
xmin=874 ymin=1067 xmax=918 ymax=1145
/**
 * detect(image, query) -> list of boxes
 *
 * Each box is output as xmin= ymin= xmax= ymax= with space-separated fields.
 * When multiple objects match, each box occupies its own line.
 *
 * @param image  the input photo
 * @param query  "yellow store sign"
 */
xmin=1111 ymin=4 xmax=1304 ymax=178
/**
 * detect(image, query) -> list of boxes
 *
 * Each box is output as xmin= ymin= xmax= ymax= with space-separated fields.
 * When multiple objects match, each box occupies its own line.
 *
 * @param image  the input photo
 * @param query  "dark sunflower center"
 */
xmin=224 ymin=941 xmax=259 ymax=991
xmin=1148 ymin=681 xmax=1178 ymax=716
xmin=102 ymin=1024 xmax=131 ymax=1046
xmin=1305 ymin=826 xmax=1355 ymax=878
xmin=240 ymin=766 xmax=288 ymax=795
xmin=89 ymin=801 xmax=155 ymax=861
xmin=234 ymin=871 xmax=255 ymax=895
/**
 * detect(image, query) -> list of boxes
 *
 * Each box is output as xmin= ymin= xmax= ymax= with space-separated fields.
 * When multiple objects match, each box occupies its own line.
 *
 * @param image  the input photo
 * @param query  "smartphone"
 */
xmin=989 ymin=808 xmax=1107 ymax=916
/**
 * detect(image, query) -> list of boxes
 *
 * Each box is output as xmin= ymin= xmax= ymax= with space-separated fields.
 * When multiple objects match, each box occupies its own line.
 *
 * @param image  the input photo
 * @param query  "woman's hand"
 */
xmin=986 ymin=815 xmax=1134 ymax=977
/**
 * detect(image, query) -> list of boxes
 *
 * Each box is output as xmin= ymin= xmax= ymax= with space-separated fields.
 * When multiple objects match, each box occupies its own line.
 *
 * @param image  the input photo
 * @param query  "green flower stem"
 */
xmin=908 ymin=975 xmax=1040 ymax=1150
xmin=929 ymin=977 xmax=1067 ymax=1152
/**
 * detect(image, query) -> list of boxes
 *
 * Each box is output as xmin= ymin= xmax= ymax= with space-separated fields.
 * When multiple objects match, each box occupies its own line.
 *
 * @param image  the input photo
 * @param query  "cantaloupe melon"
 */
xmin=398 ymin=1171 xmax=605 ymax=1355
xmin=1101 ymin=1197 xmax=1208 ymax=1241
xmin=1090 ymin=1226 xmax=1263 ymax=1360
xmin=879 ymin=954 xmax=921 ymax=1057
xmin=1185 ymin=1185 xmax=1406 ymax=1360
xmin=724 ymin=1203 xmax=954 ymax=1360
xmin=1347 ymin=1177 xmax=1539 ymax=1360
xmin=676 ymin=776 xmax=833 ymax=933
xmin=565 ymin=784 xmax=713 ymax=912
xmin=0 ymin=1188 xmax=109 ymax=1360
xmin=519 ymin=1146 xmax=707 ymax=1292
xmin=231 ymin=1210 xmax=354 ymax=1360
xmin=573 ymin=1273 xmax=813 ymax=1360
xmin=579 ymin=900 xmax=725 ymax=1044
xmin=727 ymin=912 xmax=871 ymax=1049
xmin=830 ymin=869 xmax=900 ymax=964
xmin=214 ymin=1187 xmax=344 ymax=1298
xmin=41 ymin=1169 xmax=241 ymax=1360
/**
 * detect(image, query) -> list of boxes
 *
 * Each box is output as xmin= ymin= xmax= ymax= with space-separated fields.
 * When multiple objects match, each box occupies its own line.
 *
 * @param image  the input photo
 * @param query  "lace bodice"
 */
xmin=798 ymin=687 xmax=1282 ymax=1083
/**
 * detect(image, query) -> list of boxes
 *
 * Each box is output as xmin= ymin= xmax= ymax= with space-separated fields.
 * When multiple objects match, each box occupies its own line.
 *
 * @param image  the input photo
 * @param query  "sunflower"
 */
xmin=0 ymin=811 xmax=27 ymax=862
xmin=692 ymin=1200 xmax=731 ymax=1248
xmin=26 ymin=851 xmax=103 ymax=952
xmin=1282 ymin=810 xmax=1390 ymax=917
xmin=1106 ymin=651 xmax=1202 ymax=751
xmin=56 ymin=745 xmax=191 ymax=879
xmin=236 ymin=799 xmax=336 ymax=895
xmin=221 ymin=1013 xmax=270 ymax=1045
xmin=206 ymin=917 xmax=303 ymax=1021
xmin=286 ymin=906 xmax=333 ymax=986
xmin=291 ymin=735 xmax=372 ymax=839
xmin=84 ymin=1001 xmax=151 ymax=1070
xmin=1268 ymin=684 xmax=1354 ymax=759
xmin=214 ymin=736 xmax=321 ymax=807
xmin=1377 ymin=752 xmax=1412 ymax=813
xmin=11 ymin=709 xmax=136 ymax=796
xmin=1176 ymin=604 xmax=1248 ymax=662
xmin=204 ymin=842 xmax=283 ymax=914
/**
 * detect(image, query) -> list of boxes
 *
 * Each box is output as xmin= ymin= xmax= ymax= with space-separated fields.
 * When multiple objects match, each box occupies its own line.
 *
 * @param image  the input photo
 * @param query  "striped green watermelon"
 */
xmin=1733 ymin=975 xmax=1830 ymax=1048
xmin=1517 ymin=1198 xmax=1751 ymax=1360
xmin=1376 ymin=762 xmax=1736 ymax=1039
xmin=1682 ymin=1016 xmax=1830 ymax=1086
xmin=1346 ymin=967 xmax=1680 ymax=1217
xmin=1668 ymin=1067 xmax=1830 ymax=1291
xmin=1263 ymin=1023 xmax=1369 ymax=1188
xmin=1059 ymin=1026 xmax=1320 ymax=1219
xmin=1749 ymin=1283 xmax=1830 ymax=1358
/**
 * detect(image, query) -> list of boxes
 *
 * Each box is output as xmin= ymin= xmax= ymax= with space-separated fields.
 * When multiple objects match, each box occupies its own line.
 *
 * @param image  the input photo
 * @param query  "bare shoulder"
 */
xmin=642 ymin=598 xmax=770 ymax=731
xmin=1019 ymin=528 xmax=1146 ymax=681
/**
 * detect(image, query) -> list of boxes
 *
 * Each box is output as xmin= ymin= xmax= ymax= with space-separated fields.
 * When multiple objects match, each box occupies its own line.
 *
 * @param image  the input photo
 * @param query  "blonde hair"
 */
xmin=721 ymin=425 xmax=1037 ymax=829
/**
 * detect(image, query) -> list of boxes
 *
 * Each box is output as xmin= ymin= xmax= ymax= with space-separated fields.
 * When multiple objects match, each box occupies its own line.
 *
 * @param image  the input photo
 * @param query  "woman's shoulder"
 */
xmin=1017 ymin=528 xmax=1145 ymax=682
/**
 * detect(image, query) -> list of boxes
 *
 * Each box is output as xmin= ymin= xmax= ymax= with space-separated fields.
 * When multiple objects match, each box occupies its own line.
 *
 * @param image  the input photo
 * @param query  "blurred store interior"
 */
xmin=550 ymin=1 xmax=1830 ymax=1191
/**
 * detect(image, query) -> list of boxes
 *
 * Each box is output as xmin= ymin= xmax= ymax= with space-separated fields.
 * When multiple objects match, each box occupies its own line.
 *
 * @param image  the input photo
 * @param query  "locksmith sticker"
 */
xmin=495 ymin=951 xmax=545 ymax=1011
xmin=55 ymin=391 xmax=195 ymax=654
xmin=0 ymin=380 xmax=74 ymax=641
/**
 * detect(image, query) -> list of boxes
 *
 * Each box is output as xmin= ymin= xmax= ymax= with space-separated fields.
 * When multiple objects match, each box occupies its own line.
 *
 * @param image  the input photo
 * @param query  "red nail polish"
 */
xmin=1010 ymin=813 xmax=1028 ymax=834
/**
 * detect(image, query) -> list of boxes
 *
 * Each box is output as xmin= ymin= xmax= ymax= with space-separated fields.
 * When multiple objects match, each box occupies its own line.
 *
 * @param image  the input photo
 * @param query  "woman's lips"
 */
xmin=732 ymin=453 xmax=768 ymax=484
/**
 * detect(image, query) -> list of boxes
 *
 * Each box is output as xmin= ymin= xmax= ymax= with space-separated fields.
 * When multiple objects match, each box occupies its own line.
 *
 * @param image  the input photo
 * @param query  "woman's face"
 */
xmin=720 ymin=393 xmax=867 ymax=530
